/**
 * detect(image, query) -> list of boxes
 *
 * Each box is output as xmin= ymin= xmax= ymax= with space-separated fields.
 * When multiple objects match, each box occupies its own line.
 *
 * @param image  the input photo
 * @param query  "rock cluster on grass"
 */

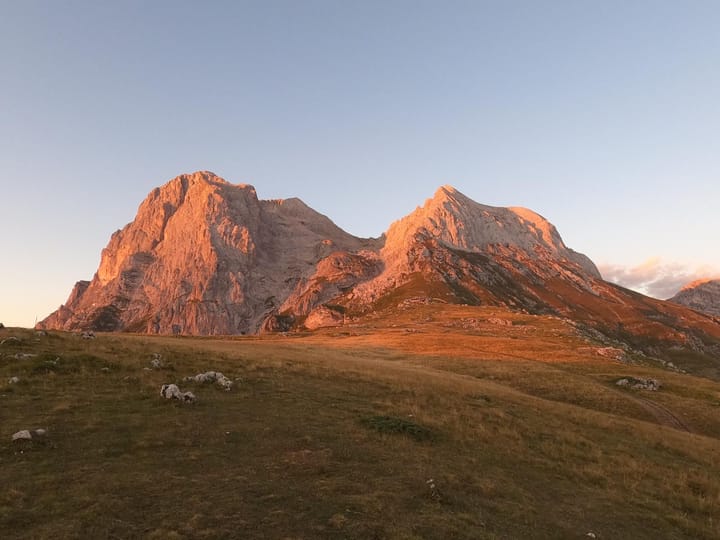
xmin=596 ymin=347 xmax=627 ymax=361
xmin=150 ymin=353 xmax=163 ymax=369
xmin=81 ymin=331 xmax=96 ymax=340
xmin=487 ymin=317 xmax=513 ymax=326
xmin=13 ymin=353 xmax=36 ymax=360
xmin=616 ymin=377 xmax=661 ymax=391
xmin=12 ymin=428 xmax=47 ymax=441
xmin=184 ymin=371 xmax=233 ymax=391
xmin=8 ymin=376 xmax=19 ymax=384
xmin=160 ymin=384 xmax=196 ymax=403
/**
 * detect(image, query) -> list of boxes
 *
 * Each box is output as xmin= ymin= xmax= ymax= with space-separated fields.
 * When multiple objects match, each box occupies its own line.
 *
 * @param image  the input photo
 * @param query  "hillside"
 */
xmin=4 ymin=305 xmax=720 ymax=539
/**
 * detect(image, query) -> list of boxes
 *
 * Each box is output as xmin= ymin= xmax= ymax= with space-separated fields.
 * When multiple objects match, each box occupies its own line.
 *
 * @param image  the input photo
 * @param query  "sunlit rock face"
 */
xmin=41 ymin=171 xmax=720 ymax=357
xmin=669 ymin=279 xmax=720 ymax=317
xmin=348 ymin=184 xmax=601 ymax=309
xmin=39 ymin=171 xmax=377 ymax=334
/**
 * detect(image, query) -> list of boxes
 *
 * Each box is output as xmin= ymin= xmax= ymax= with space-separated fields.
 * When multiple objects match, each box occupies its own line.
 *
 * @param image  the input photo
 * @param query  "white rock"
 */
xmin=8 ymin=376 xmax=20 ymax=384
xmin=160 ymin=383 xmax=196 ymax=403
xmin=161 ymin=383 xmax=182 ymax=399
xmin=12 ymin=430 xmax=32 ymax=441
xmin=185 ymin=370 xmax=233 ymax=391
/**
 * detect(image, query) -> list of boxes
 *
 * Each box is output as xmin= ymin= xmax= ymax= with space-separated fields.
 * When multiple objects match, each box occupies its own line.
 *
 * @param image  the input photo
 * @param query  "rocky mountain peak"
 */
xmin=41 ymin=175 xmax=606 ymax=335
xmin=382 ymin=185 xmax=599 ymax=278
xmin=669 ymin=278 xmax=720 ymax=317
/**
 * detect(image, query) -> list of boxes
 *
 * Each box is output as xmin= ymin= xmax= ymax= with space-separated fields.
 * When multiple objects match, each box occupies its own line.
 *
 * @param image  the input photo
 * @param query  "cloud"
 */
xmin=598 ymin=258 xmax=720 ymax=299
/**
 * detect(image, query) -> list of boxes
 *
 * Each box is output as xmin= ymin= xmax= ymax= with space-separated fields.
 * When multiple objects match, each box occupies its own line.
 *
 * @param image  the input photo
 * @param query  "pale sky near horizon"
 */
xmin=2 ymin=0 xmax=720 ymax=327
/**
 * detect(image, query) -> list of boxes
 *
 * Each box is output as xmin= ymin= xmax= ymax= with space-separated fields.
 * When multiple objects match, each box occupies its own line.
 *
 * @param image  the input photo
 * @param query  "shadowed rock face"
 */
xmin=38 ymin=172 xmax=720 ymax=357
xmin=669 ymin=279 xmax=720 ymax=317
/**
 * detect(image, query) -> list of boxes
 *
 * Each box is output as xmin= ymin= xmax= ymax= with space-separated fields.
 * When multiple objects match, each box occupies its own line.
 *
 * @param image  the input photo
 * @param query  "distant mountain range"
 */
xmin=39 ymin=171 xmax=720 ymax=359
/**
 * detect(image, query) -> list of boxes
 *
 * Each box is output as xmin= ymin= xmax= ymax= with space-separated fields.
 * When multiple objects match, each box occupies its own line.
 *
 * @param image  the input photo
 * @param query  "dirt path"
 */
xmin=624 ymin=394 xmax=692 ymax=432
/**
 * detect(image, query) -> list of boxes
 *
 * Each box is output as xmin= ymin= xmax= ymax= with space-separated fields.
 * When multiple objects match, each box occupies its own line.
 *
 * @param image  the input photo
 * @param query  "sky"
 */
xmin=1 ymin=0 xmax=719 ymax=327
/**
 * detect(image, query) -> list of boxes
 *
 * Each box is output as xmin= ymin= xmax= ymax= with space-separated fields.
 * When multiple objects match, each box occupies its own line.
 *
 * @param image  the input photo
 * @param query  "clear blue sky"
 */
xmin=2 ymin=0 xmax=720 ymax=327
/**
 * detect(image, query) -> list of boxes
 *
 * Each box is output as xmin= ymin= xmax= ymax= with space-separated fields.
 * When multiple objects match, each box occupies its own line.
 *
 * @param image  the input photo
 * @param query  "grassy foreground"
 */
xmin=2 ymin=306 xmax=720 ymax=539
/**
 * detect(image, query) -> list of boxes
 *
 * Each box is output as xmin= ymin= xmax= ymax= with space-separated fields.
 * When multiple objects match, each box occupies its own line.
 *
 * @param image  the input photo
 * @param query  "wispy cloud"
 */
xmin=598 ymin=257 xmax=720 ymax=299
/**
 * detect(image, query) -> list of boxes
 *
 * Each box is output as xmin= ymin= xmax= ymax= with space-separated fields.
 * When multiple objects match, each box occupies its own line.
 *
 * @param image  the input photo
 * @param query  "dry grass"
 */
xmin=1 ymin=306 xmax=720 ymax=539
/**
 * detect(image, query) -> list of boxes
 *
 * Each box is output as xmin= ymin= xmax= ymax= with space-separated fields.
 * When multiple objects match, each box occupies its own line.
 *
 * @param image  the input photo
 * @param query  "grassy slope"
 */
xmin=1 ymin=307 xmax=720 ymax=539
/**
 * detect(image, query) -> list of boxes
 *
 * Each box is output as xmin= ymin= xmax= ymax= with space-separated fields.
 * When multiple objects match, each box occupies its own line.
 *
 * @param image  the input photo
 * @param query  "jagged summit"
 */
xmin=382 ymin=184 xmax=599 ymax=278
xmin=679 ymin=278 xmax=719 ymax=292
xmin=42 ymin=171 xmax=373 ymax=335
xmin=669 ymin=278 xmax=720 ymax=317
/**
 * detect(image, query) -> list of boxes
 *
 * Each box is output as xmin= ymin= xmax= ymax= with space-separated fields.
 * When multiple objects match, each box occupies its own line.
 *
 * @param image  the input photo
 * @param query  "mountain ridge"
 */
xmin=39 ymin=171 xmax=720 ymax=365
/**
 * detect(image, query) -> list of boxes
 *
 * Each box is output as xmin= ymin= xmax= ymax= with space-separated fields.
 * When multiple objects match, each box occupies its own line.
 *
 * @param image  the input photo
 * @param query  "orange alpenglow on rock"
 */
xmin=669 ymin=279 xmax=720 ymax=317
xmin=37 ymin=171 xmax=720 ymax=359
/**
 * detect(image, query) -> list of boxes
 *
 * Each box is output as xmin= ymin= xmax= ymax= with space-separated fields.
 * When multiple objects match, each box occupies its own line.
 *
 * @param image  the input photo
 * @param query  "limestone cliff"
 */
xmin=40 ymin=171 xmax=377 ymax=334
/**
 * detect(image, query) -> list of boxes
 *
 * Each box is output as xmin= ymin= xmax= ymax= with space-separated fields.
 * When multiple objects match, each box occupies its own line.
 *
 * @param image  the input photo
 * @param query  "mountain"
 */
xmin=40 ymin=171 xmax=377 ymax=335
xmin=669 ymin=279 xmax=720 ymax=317
xmin=39 ymin=171 xmax=720 ymax=362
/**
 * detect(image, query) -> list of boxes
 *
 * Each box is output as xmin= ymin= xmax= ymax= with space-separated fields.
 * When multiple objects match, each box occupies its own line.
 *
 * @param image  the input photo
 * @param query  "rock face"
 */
xmin=40 ymin=171 xmax=377 ymax=335
xmin=38 ymin=171 xmax=720 ymax=357
xmin=348 ymin=185 xmax=601 ymax=311
xmin=669 ymin=279 xmax=720 ymax=317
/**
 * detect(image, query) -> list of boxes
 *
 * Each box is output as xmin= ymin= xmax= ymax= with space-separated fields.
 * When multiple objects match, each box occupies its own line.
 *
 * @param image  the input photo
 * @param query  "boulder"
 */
xmin=160 ymin=383 xmax=196 ymax=403
xmin=185 ymin=371 xmax=233 ymax=391
xmin=8 ymin=376 xmax=19 ymax=384
xmin=616 ymin=377 xmax=661 ymax=391
xmin=12 ymin=428 xmax=48 ymax=441
xmin=304 ymin=306 xmax=344 ymax=330
xmin=150 ymin=353 xmax=163 ymax=369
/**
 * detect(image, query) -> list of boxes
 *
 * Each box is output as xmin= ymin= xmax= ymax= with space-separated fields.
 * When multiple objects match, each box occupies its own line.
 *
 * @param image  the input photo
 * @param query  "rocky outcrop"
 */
xmin=669 ymin=279 xmax=720 ymax=317
xmin=304 ymin=305 xmax=345 ymax=330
